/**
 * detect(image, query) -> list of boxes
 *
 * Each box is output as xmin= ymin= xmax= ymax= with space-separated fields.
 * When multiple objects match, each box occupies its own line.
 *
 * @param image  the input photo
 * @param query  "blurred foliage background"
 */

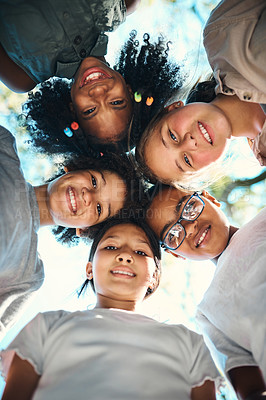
xmin=0 ymin=1 xmax=265 ymax=399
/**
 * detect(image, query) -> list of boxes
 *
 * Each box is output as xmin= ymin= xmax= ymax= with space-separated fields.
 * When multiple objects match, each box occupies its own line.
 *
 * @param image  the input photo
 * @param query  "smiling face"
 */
xmin=146 ymin=187 xmax=230 ymax=260
xmin=70 ymin=57 xmax=133 ymax=142
xmin=144 ymin=102 xmax=231 ymax=182
xmin=87 ymin=223 xmax=158 ymax=308
xmin=47 ymin=170 xmax=126 ymax=228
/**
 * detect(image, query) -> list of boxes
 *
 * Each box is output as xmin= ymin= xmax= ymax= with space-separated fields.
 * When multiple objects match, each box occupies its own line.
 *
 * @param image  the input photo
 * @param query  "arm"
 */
xmin=229 ymin=366 xmax=266 ymax=400
xmin=191 ymin=379 xmax=216 ymax=400
xmin=124 ymin=0 xmax=141 ymax=15
xmin=0 ymin=43 xmax=36 ymax=92
xmin=2 ymin=353 xmax=40 ymax=400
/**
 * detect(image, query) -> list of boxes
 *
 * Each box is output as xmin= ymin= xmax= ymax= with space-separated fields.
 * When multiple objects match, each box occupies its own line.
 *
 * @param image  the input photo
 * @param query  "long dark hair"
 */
xmin=78 ymin=216 xmax=161 ymax=298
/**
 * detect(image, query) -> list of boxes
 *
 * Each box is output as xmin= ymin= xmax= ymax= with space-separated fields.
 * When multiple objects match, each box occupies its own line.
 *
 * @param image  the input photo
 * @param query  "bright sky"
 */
xmin=0 ymin=1 xmax=265 ymax=399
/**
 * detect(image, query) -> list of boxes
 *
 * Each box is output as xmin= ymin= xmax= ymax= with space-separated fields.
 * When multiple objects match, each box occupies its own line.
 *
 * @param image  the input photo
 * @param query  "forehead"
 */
xmin=100 ymin=223 xmax=150 ymax=244
xmin=146 ymin=188 xmax=190 ymax=237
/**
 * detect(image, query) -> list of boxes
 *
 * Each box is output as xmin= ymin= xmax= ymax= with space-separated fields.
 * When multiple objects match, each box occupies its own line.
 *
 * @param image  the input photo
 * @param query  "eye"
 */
xmin=96 ymin=203 xmax=102 ymax=217
xmin=83 ymin=107 xmax=96 ymax=116
xmin=91 ymin=175 xmax=97 ymax=189
xmin=169 ymin=129 xmax=177 ymax=142
xmin=184 ymin=154 xmax=192 ymax=166
xmin=110 ymin=100 xmax=124 ymax=106
xmin=168 ymin=233 xmax=176 ymax=244
xmin=105 ymin=245 xmax=117 ymax=250
xmin=135 ymin=250 xmax=147 ymax=256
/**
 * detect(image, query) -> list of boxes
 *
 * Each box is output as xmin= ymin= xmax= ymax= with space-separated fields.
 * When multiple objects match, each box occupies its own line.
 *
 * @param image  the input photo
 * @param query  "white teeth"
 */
xmin=68 ymin=188 xmax=77 ymax=212
xmin=112 ymin=270 xmax=134 ymax=277
xmin=196 ymin=227 xmax=209 ymax=247
xmin=85 ymin=72 xmax=104 ymax=82
xmin=198 ymin=122 xmax=212 ymax=144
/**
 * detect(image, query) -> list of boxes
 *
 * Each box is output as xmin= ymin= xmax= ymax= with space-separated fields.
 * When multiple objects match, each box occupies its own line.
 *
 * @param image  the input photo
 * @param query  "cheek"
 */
xmin=194 ymin=147 xmax=225 ymax=166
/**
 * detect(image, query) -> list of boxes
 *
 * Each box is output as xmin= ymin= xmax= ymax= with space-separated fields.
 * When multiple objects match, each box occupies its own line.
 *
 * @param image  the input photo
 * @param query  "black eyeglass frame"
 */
xmin=161 ymin=192 xmax=205 ymax=251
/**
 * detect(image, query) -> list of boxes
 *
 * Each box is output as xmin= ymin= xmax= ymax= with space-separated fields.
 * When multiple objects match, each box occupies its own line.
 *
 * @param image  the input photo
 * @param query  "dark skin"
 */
xmin=0 ymin=0 xmax=141 ymax=93
xmin=229 ymin=366 xmax=266 ymax=400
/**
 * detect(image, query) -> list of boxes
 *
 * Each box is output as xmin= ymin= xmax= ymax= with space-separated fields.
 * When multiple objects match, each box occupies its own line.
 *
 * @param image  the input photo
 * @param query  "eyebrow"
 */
xmin=100 ymin=171 xmax=106 ymax=185
xmin=160 ymin=127 xmax=185 ymax=172
xmin=160 ymin=127 xmax=169 ymax=149
xmin=160 ymin=195 xmax=190 ymax=240
xmin=107 ymin=204 xmax=111 ymax=219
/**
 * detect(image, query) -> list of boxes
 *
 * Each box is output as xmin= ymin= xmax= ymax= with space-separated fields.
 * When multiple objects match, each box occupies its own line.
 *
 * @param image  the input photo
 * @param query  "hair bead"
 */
xmin=64 ymin=127 xmax=73 ymax=137
xmin=134 ymin=92 xmax=142 ymax=102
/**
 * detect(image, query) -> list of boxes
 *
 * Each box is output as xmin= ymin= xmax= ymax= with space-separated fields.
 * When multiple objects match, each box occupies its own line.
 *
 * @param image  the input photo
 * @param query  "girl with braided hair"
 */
xmin=21 ymin=31 xmax=185 ymax=156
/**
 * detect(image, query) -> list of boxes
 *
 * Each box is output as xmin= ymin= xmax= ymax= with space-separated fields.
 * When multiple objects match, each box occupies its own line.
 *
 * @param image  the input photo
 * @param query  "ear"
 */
xmin=68 ymin=102 xmax=76 ymax=117
xmin=166 ymin=101 xmax=184 ymax=112
xmin=127 ymin=84 xmax=133 ymax=98
xmin=86 ymin=262 xmax=93 ymax=280
xmin=148 ymin=268 xmax=160 ymax=291
xmin=164 ymin=248 xmax=186 ymax=260
xmin=63 ymin=166 xmax=69 ymax=173
xmin=76 ymin=228 xmax=87 ymax=237
xmin=201 ymin=190 xmax=221 ymax=208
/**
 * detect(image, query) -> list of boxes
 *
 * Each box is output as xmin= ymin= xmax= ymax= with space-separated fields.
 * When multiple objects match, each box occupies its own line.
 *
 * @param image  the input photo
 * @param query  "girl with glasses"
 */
xmin=146 ymin=184 xmax=266 ymax=399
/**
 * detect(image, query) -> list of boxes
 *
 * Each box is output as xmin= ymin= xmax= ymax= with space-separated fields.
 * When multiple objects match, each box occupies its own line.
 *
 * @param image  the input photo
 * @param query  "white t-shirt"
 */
xmin=1 ymin=308 xmax=221 ymax=400
xmin=197 ymin=208 xmax=266 ymax=382
xmin=203 ymin=0 xmax=266 ymax=166
xmin=0 ymin=126 xmax=44 ymax=340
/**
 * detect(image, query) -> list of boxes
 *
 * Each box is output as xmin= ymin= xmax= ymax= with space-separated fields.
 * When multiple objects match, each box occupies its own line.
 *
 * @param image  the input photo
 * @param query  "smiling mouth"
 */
xmin=80 ymin=68 xmax=111 ymax=88
xmin=198 ymin=122 xmax=213 ymax=145
xmin=67 ymin=187 xmax=77 ymax=213
xmin=195 ymin=225 xmax=210 ymax=248
xmin=111 ymin=269 xmax=135 ymax=277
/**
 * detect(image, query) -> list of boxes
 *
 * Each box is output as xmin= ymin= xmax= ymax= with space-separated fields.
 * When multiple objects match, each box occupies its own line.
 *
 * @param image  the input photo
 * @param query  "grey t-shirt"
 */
xmin=0 ymin=0 xmax=126 ymax=82
xmin=0 ymin=126 xmax=44 ymax=341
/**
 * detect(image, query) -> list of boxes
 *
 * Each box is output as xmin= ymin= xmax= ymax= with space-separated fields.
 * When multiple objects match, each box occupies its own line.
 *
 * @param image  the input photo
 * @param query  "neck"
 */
xmin=212 ymin=94 xmax=265 ymax=140
xmin=34 ymin=184 xmax=54 ymax=226
xmin=95 ymin=294 xmax=139 ymax=312
xmin=212 ymin=224 xmax=239 ymax=265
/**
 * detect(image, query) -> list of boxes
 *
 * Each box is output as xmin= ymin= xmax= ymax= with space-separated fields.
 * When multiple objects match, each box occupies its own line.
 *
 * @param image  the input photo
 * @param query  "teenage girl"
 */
xmin=0 ymin=125 xmax=141 ymax=340
xmin=0 ymin=217 xmax=221 ymax=400
xmin=136 ymin=0 xmax=266 ymax=189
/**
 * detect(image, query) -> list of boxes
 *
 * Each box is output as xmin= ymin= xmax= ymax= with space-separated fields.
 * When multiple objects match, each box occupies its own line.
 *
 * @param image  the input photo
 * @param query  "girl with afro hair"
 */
xmin=21 ymin=31 xmax=185 ymax=156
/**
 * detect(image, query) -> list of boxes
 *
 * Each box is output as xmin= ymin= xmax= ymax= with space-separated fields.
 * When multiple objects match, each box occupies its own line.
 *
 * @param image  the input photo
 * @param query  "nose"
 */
xmin=182 ymin=132 xmax=197 ymax=149
xmin=183 ymin=219 xmax=198 ymax=238
xmin=88 ymin=83 xmax=108 ymax=97
xmin=82 ymin=188 xmax=93 ymax=206
xmin=115 ymin=252 xmax=133 ymax=264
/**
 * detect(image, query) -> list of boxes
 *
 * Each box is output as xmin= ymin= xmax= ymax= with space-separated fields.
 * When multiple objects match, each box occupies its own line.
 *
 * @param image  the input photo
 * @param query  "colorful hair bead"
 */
xmin=64 ymin=127 xmax=73 ymax=137
xmin=134 ymin=92 xmax=142 ymax=103
xmin=146 ymin=97 xmax=154 ymax=106
xmin=71 ymin=121 xmax=79 ymax=130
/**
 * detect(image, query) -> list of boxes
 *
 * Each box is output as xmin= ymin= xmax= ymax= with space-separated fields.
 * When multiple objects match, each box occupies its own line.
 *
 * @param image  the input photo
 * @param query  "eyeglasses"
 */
xmin=161 ymin=192 xmax=205 ymax=250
